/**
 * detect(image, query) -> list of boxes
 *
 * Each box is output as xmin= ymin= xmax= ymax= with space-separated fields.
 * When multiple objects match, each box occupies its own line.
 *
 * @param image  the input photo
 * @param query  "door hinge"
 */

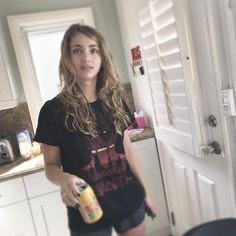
xmin=170 ymin=211 xmax=176 ymax=226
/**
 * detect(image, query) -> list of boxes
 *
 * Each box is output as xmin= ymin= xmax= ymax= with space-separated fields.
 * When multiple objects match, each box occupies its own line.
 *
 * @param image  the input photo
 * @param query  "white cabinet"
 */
xmin=133 ymin=137 xmax=171 ymax=236
xmin=0 ymin=47 xmax=17 ymax=110
xmin=29 ymin=191 xmax=69 ymax=236
xmin=0 ymin=178 xmax=36 ymax=236
xmin=0 ymin=177 xmax=26 ymax=206
xmin=23 ymin=171 xmax=70 ymax=236
xmin=0 ymin=202 xmax=36 ymax=236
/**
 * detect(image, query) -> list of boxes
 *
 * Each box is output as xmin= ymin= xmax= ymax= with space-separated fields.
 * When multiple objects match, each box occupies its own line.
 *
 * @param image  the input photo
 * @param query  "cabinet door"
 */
xmin=29 ymin=191 xmax=70 ymax=236
xmin=24 ymin=171 xmax=59 ymax=198
xmin=0 ymin=177 xmax=27 ymax=206
xmin=133 ymin=138 xmax=170 ymax=236
xmin=0 ymin=201 xmax=36 ymax=236
xmin=0 ymin=47 xmax=17 ymax=110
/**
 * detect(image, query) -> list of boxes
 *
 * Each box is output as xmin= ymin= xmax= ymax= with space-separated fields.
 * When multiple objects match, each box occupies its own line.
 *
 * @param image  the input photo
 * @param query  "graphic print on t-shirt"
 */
xmin=79 ymin=133 xmax=132 ymax=197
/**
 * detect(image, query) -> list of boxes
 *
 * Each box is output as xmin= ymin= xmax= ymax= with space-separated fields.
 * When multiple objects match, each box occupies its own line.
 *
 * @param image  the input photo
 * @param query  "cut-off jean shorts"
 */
xmin=70 ymin=201 xmax=146 ymax=236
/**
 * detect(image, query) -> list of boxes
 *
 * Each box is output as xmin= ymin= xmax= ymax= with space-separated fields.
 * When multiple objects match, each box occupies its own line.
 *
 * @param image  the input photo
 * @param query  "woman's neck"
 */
xmin=78 ymin=80 xmax=98 ymax=102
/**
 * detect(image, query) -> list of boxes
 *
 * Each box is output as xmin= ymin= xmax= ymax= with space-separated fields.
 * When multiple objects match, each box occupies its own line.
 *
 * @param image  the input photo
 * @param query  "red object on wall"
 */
xmin=131 ymin=46 xmax=142 ymax=62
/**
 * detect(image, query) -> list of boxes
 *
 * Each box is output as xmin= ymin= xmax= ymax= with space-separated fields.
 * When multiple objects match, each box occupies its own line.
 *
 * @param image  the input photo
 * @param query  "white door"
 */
xmin=139 ymin=0 xmax=235 ymax=235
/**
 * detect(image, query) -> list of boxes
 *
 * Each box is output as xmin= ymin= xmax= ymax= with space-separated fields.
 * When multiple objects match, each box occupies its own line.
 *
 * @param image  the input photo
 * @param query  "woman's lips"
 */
xmin=81 ymin=65 xmax=93 ymax=71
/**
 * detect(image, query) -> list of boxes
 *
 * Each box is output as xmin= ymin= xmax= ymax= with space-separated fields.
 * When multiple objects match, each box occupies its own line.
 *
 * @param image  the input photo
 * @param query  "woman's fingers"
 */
xmin=61 ymin=189 xmax=79 ymax=207
xmin=60 ymin=175 xmax=85 ymax=207
xmin=145 ymin=195 xmax=157 ymax=219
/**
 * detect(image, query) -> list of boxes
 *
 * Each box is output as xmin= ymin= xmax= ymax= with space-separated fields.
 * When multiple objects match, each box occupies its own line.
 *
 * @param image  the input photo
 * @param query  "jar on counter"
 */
xmin=32 ymin=141 xmax=41 ymax=156
xmin=16 ymin=128 xmax=32 ymax=159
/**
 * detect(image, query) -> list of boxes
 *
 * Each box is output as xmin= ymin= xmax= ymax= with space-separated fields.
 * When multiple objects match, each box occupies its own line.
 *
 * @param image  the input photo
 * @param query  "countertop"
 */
xmin=0 ymin=127 xmax=155 ymax=182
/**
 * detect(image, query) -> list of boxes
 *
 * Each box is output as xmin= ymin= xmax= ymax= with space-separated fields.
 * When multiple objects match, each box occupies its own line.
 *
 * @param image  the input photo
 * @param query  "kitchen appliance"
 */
xmin=0 ymin=136 xmax=20 ymax=164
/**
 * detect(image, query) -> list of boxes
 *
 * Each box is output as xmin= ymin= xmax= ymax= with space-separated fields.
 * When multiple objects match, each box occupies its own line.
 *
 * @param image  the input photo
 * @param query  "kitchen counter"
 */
xmin=0 ymin=154 xmax=44 ymax=182
xmin=129 ymin=127 xmax=155 ymax=142
xmin=0 ymin=127 xmax=155 ymax=182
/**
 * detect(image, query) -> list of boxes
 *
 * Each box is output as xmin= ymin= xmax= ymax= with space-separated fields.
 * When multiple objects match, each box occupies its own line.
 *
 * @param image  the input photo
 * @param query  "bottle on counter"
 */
xmin=16 ymin=128 xmax=32 ymax=159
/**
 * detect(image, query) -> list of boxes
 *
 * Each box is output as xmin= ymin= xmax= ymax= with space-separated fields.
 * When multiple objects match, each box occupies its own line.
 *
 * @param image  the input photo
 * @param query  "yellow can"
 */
xmin=76 ymin=183 xmax=103 ymax=224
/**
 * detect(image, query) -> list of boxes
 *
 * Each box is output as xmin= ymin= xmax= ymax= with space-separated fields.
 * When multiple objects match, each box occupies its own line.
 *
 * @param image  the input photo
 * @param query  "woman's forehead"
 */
xmin=70 ymin=33 xmax=98 ymax=46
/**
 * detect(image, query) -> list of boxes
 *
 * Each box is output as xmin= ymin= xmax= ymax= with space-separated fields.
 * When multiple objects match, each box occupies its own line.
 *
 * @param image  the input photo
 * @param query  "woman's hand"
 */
xmin=145 ymin=195 xmax=157 ymax=219
xmin=41 ymin=144 xmax=86 ymax=208
xmin=60 ymin=172 xmax=86 ymax=207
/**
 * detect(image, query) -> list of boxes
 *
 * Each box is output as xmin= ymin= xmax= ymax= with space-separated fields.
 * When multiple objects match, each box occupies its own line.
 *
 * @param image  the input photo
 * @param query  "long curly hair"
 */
xmin=58 ymin=23 xmax=130 ymax=137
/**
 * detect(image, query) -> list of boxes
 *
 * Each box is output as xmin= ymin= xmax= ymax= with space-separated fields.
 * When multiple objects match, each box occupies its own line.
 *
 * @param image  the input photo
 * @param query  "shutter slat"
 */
xmin=152 ymin=0 xmax=173 ymax=16
xmin=168 ymin=94 xmax=188 ymax=107
xmin=143 ymin=45 xmax=157 ymax=58
xmin=166 ymin=79 xmax=185 ymax=93
xmin=156 ymin=22 xmax=177 ymax=42
xmin=154 ymin=8 xmax=175 ymax=30
xmin=142 ymin=30 xmax=154 ymax=40
xmin=160 ymin=51 xmax=181 ymax=67
xmin=163 ymin=66 xmax=183 ymax=79
xmin=158 ymin=37 xmax=179 ymax=54
xmin=172 ymin=107 xmax=189 ymax=120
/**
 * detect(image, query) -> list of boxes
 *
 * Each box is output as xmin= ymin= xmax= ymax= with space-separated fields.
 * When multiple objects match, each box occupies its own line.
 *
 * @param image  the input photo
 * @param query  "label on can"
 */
xmin=77 ymin=183 xmax=103 ymax=224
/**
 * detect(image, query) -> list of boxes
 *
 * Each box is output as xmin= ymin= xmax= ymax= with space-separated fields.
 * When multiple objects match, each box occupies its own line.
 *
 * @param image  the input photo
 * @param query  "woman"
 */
xmin=34 ymin=23 xmax=156 ymax=236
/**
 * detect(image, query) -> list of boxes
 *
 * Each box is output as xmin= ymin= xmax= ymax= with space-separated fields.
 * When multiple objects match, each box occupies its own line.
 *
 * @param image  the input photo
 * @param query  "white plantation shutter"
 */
xmin=139 ymin=0 xmax=199 ymax=155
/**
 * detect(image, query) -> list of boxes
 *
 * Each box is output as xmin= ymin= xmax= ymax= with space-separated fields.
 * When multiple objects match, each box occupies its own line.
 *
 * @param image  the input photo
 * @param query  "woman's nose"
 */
xmin=82 ymin=50 xmax=91 ymax=62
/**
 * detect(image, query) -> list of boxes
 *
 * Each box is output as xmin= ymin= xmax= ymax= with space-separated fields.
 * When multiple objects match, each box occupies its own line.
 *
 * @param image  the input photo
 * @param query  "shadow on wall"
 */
xmin=121 ymin=83 xmax=135 ymax=115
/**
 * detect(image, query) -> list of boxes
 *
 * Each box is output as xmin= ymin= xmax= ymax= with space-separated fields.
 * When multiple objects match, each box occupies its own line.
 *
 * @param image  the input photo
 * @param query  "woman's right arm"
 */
xmin=41 ymin=144 xmax=84 ymax=207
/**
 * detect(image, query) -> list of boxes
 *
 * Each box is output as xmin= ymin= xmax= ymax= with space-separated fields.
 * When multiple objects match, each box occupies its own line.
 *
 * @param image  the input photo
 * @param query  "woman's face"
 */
xmin=70 ymin=33 xmax=102 ymax=84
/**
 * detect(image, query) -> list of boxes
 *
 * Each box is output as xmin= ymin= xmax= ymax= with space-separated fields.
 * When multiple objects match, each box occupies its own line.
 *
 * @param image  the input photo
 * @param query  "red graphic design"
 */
xmin=80 ymin=134 xmax=132 ymax=197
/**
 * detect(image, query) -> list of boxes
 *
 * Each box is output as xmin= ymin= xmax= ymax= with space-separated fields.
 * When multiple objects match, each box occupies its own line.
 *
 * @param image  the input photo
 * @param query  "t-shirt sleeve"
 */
xmin=33 ymin=102 xmax=59 ymax=146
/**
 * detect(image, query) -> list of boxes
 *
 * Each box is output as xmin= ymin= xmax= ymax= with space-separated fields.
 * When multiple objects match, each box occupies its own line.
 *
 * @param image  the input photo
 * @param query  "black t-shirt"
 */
xmin=34 ymin=96 xmax=145 ymax=233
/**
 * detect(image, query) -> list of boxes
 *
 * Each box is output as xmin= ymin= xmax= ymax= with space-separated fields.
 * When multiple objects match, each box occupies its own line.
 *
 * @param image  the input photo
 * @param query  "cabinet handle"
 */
xmin=41 ymin=205 xmax=50 ymax=236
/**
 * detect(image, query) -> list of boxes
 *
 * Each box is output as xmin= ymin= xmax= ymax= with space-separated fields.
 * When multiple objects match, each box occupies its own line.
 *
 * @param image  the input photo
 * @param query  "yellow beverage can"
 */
xmin=76 ymin=183 xmax=103 ymax=224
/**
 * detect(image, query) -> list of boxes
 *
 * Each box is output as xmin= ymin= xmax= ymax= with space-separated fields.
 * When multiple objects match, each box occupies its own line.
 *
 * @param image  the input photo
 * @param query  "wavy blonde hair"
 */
xmin=58 ymin=24 xmax=130 ymax=137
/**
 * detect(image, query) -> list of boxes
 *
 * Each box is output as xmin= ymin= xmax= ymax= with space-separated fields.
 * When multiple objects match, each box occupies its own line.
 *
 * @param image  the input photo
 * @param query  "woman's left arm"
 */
xmin=123 ymin=130 xmax=156 ymax=217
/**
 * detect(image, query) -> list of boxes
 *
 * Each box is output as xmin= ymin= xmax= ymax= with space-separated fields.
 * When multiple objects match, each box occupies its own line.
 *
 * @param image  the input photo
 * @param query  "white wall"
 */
xmin=115 ymin=0 xmax=154 ymax=127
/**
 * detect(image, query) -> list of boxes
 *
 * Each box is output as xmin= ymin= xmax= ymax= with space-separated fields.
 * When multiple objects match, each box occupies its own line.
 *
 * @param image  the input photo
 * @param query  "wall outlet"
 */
xmin=220 ymin=88 xmax=236 ymax=116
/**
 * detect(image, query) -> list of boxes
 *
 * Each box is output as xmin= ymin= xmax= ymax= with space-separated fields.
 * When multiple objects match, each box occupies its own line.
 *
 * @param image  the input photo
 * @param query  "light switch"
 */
xmin=220 ymin=88 xmax=236 ymax=116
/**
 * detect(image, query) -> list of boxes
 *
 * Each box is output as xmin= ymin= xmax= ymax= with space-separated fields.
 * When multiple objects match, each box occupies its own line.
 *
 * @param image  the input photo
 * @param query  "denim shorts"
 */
xmin=70 ymin=201 xmax=146 ymax=236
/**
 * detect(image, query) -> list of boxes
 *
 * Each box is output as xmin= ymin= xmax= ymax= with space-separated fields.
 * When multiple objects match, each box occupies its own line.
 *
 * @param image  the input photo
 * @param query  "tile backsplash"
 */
xmin=0 ymin=103 xmax=34 ymax=139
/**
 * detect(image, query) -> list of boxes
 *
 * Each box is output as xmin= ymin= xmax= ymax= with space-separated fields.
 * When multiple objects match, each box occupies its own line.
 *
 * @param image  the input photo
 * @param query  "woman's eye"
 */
xmin=91 ymin=48 xmax=99 ymax=54
xmin=72 ymin=48 xmax=83 ymax=54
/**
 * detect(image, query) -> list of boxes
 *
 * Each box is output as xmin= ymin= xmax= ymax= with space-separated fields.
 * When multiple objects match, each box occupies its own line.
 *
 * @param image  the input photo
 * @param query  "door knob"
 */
xmin=200 ymin=141 xmax=222 ymax=155
xmin=208 ymin=115 xmax=217 ymax=127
